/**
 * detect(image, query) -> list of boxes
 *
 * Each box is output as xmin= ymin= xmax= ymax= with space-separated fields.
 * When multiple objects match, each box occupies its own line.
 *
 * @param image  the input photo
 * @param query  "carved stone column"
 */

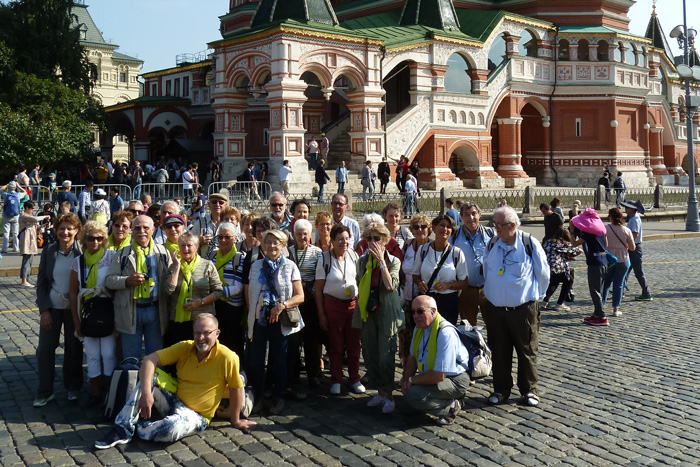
xmin=495 ymin=117 xmax=528 ymax=178
xmin=346 ymin=86 xmax=386 ymax=170
xmin=649 ymin=127 xmax=668 ymax=175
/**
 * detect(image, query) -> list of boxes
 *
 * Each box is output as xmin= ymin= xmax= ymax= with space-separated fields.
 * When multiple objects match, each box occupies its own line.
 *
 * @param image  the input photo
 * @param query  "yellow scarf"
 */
xmin=165 ymin=240 xmax=180 ymax=258
xmin=215 ymin=246 xmax=237 ymax=284
xmin=83 ymin=247 xmax=105 ymax=301
xmin=411 ymin=313 xmax=442 ymax=372
xmin=132 ymin=239 xmax=155 ymax=300
xmin=108 ymin=233 xmax=131 ymax=251
xmin=175 ymin=255 xmax=201 ymax=323
xmin=358 ymin=254 xmax=378 ymax=322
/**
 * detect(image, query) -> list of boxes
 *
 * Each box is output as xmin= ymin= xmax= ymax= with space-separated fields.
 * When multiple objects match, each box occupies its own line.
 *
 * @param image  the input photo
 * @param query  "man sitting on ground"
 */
xmin=95 ymin=313 xmax=256 ymax=449
xmin=401 ymin=295 xmax=470 ymax=426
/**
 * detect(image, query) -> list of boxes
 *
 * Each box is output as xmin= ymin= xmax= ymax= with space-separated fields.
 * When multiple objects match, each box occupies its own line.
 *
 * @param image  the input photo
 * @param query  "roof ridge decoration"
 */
xmin=251 ymin=0 xmax=339 ymax=28
xmin=399 ymin=0 xmax=460 ymax=31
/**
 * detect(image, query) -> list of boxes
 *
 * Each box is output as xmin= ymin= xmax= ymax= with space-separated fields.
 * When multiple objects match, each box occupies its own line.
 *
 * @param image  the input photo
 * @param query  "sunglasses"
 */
xmin=331 ymin=202 xmax=346 ymax=207
xmin=412 ymin=308 xmax=432 ymax=316
xmin=368 ymin=235 xmax=382 ymax=242
xmin=129 ymin=209 xmax=144 ymax=215
xmin=270 ymin=203 xmax=285 ymax=208
xmin=86 ymin=235 xmax=105 ymax=242
xmin=164 ymin=223 xmax=182 ymax=229
xmin=210 ymin=200 xmax=226 ymax=205
xmin=217 ymin=235 xmax=233 ymax=240
xmin=412 ymin=224 xmax=428 ymax=230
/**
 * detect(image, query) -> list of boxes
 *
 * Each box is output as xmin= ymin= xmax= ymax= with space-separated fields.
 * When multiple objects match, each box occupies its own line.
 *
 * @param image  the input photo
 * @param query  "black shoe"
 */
xmin=308 ymin=376 xmax=321 ymax=389
xmin=269 ymin=398 xmax=284 ymax=415
xmin=94 ymin=427 xmax=130 ymax=450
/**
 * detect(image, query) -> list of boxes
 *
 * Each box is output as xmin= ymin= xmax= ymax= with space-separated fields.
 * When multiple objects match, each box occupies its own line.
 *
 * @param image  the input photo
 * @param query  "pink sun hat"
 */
xmin=571 ymin=208 xmax=606 ymax=236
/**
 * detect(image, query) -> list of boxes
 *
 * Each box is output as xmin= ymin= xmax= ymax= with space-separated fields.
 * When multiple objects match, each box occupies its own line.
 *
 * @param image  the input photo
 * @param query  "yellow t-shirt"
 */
xmin=157 ymin=341 xmax=243 ymax=419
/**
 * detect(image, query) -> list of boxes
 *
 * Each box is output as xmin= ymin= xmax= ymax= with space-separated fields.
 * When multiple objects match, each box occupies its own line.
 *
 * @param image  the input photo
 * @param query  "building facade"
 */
xmin=104 ymin=0 xmax=700 ymax=190
xmin=72 ymin=2 xmax=143 ymax=162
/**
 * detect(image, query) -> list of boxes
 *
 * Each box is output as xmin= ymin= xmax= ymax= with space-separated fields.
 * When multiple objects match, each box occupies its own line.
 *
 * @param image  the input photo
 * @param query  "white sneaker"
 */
xmin=554 ymin=303 xmax=570 ymax=311
xmin=330 ymin=383 xmax=341 ymax=395
xmin=350 ymin=382 xmax=366 ymax=394
xmin=541 ymin=301 xmax=550 ymax=310
xmin=612 ymin=309 xmax=622 ymax=317
xmin=366 ymin=394 xmax=386 ymax=408
xmin=381 ymin=399 xmax=395 ymax=414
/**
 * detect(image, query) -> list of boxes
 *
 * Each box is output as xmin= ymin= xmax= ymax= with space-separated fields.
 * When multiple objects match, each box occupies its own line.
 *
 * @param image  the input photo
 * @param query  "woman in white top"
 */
xmin=69 ymin=221 xmax=116 ymax=405
xmin=412 ymin=214 xmax=468 ymax=325
xmin=89 ymin=188 xmax=110 ymax=225
xmin=602 ymin=208 xmax=636 ymax=317
xmin=315 ymin=224 xmax=364 ymax=396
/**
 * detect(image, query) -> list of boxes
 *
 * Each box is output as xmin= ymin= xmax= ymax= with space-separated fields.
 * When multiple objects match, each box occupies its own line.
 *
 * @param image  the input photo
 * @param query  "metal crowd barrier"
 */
xmin=208 ymin=181 xmax=273 ymax=207
xmin=27 ymin=184 xmax=133 ymax=208
xmin=139 ymin=182 xmax=202 ymax=205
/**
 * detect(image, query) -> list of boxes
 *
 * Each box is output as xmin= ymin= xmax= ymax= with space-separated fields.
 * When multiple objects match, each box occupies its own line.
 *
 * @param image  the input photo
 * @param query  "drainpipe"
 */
xmin=549 ymin=27 xmax=560 ymax=186
xmin=380 ymin=47 xmax=388 ymax=159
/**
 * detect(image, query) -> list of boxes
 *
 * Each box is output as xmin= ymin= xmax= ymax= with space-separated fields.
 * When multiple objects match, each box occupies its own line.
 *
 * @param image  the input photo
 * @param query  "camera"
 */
xmin=141 ymin=273 xmax=149 ymax=281
xmin=367 ymin=289 xmax=379 ymax=313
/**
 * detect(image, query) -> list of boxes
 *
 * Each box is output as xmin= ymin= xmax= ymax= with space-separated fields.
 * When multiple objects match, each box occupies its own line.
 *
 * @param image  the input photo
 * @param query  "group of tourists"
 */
xmin=23 ymin=177 xmax=559 ymax=450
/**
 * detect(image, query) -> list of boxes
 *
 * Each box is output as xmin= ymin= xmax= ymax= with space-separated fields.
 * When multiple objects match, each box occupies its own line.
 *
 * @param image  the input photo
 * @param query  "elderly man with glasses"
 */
xmin=105 ymin=215 xmax=175 ymax=361
xmin=268 ymin=192 xmax=293 ymax=231
xmin=482 ymin=206 xmax=549 ymax=408
xmin=94 ymin=313 xmax=256 ymax=449
xmin=127 ymin=200 xmax=146 ymax=217
xmin=192 ymin=191 xmax=228 ymax=257
xmin=400 ymin=295 xmax=470 ymax=426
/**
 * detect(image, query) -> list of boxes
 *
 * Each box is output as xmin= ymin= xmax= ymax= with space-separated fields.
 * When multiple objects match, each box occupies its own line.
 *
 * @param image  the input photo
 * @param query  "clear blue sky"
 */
xmin=88 ymin=0 xmax=699 ymax=74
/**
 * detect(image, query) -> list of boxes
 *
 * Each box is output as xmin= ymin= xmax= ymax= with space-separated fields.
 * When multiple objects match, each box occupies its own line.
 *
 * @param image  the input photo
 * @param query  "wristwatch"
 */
xmin=282 ymin=300 xmax=288 ymax=309
xmin=379 ymin=263 xmax=386 ymax=269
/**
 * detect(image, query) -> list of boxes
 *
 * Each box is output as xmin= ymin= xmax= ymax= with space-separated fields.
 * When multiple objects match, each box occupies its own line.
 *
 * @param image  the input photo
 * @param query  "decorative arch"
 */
xmin=578 ymin=39 xmax=590 ymax=61
xmin=224 ymin=52 xmax=270 ymax=85
xmin=296 ymin=63 xmax=333 ymax=89
xmin=459 ymin=111 xmax=466 ymax=124
xmin=518 ymin=97 xmax=548 ymax=118
xmin=228 ymin=68 xmax=252 ymax=90
xmin=144 ymin=108 xmax=189 ymax=133
xmin=558 ymin=39 xmax=570 ymax=60
xmin=519 ymin=29 xmax=539 ymax=57
xmin=331 ymin=66 xmax=364 ymax=90
xmin=448 ymin=142 xmax=482 ymax=179
xmin=250 ymin=66 xmax=272 ymax=88
xmin=597 ymin=40 xmax=610 ymax=61
xmin=444 ymin=53 xmax=473 ymax=93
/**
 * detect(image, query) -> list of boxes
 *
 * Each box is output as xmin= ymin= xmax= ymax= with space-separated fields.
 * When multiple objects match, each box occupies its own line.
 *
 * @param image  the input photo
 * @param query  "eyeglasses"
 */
xmin=210 ymin=200 xmax=225 ymax=205
xmin=270 ymin=203 xmax=285 ymax=208
xmin=412 ymin=308 xmax=432 ymax=316
xmin=194 ymin=329 xmax=218 ymax=338
xmin=217 ymin=235 xmax=233 ymax=240
xmin=412 ymin=224 xmax=428 ymax=230
xmin=331 ymin=202 xmax=346 ymax=207
xmin=129 ymin=209 xmax=144 ymax=215
xmin=164 ymin=223 xmax=182 ymax=229
xmin=86 ymin=235 xmax=105 ymax=242
xmin=368 ymin=235 xmax=382 ymax=242
xmin=494 ymin=222 xmax=513 ymax=228
xmin=155 ymin=215 xmax=160 ymax=220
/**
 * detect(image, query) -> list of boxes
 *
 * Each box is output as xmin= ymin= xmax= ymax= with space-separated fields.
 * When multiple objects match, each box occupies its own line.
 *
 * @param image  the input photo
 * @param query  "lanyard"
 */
xmin=463 ymin=226 xmax=485 ymax=266
xmin=292 ymin=246 xmax=309 ymax=268
xmin=331 ymin=250 xmax=348 ymax=281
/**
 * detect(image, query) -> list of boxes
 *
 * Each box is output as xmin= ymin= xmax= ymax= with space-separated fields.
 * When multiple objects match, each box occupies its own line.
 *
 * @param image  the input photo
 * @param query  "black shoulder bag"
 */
xmin=79 ymin=255 xmax=115 ymax=338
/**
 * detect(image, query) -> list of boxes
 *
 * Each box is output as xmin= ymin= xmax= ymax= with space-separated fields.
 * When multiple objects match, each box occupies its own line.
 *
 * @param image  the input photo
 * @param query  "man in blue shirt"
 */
xmin=445 ymin=198 xmax=460 ymax=227
xmin=450 ymin=202 xmax=493 ymax=326
xmin=109 ymin=187 xmax=124 ymax=216
xmin=622 ymin=200 xmax=652 ymax=301
xmin=56 ymin=180 xmax=78 ymax=214
xmin=401 ymin=295 xmax=470 ymax=426
xmin=483 ymin=206 xmax=549 ymax=407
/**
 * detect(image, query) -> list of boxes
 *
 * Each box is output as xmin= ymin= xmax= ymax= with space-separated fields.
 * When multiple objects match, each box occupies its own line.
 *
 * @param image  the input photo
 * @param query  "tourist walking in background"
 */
xmin=18 ymin=201 xmax=49 ymax=287
xmin=315 ymin=159 xmax=330 ymax=203
xmin=335 ymin=161 xmax=348 ymax=194
xmin=541 ymin=228 xmax=581 ymax=312
xmin=621 ymin=200 xmax=652 ymax=301
xmin=602 ymin=208 xmax=635 ymax=317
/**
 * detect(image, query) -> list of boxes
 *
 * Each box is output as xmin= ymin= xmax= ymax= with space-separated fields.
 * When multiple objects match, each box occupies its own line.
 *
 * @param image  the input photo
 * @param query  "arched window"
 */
xmin=625 ymin=44 xmax=636 ymax=65
xmin=597 ymin=41 xmax=609 ymax=61
xmin=639 ymin=47 xmax=647 ymax=67
xmin=468 ymin=112 xmax=475 ymax=125
xmin=558 ymin=39 xmax=570 ymax=60
xmin=459 ymin=111 xmax=466 ymax=124
xmin=578 ymin=40 xmax=590 ymax=61
xmin=488 ymin=34 xmax=507 ymax=72
xmin=444 ymin=53 xmax=472 ymax=94
xmin=519 ymin=30 xmax=538 ymax=58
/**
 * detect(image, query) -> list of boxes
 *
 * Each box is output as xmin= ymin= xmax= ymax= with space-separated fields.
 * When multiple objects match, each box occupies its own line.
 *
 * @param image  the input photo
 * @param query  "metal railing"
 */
xmin=352 ymin=191 xmax=442 ymax=216
xmin=28 ymin=184 xmax=133 ymax=207
xmin=662 ymin=186 xmax=700 ymax=206
xmin=532 ymin=187 xmax=598 ymax=211
xmin=448 ymin=189 xmax=528 ymax=212
xmin=208 ymin=181 xmax=273 ymax=210
xmin=139 ymin=182 xmax=202 ymax=205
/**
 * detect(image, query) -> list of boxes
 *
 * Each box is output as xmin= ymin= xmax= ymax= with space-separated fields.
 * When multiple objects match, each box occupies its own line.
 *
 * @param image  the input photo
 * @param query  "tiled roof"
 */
xmin=70 ymin=3 xmax=115 ymax=49
xmin=112 ymin=51 xmax=143 ymax=64
xmin=251 ymin=0 xmax=338 ymax=28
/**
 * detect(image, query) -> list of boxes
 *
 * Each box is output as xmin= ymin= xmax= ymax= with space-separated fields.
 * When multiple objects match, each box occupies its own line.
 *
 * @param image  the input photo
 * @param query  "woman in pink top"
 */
xmin=602 ymin=208 xmax=636 ymax=317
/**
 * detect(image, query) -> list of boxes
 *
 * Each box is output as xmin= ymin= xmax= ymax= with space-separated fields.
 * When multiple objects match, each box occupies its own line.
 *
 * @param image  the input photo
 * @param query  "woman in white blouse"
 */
xmin=412 ymin=214 xmax=468 ymax=325
xmin=69 ymin=221 xmax=116 ymax=405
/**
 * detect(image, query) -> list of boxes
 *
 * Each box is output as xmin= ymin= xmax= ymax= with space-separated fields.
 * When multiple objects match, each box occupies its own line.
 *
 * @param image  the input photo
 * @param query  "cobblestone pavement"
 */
xmin=1 ymin=238 xmax=699 ymax=466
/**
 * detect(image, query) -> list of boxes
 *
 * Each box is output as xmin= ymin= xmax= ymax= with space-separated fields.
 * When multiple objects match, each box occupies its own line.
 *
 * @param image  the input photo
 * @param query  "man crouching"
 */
xmin=401 ymin=295 xmax=470 ymax=425
xmin=95 ymin=313 xmax=256 ymax=449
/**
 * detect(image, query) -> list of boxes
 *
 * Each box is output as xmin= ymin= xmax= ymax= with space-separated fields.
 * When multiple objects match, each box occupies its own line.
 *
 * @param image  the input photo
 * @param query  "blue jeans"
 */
xmin=337 ymin=182 xmax=345 ymax=194
xmin=403 ymin=193 xmax=415 ymax=217
xmin=121 ymin=305 xmax=163 ymax=361
xmin=133 ymin=182 xmax=142 ymax=200
xmin=115 ymin=376 xmax=208 ymax=442
xmin=625 ymin=244 xmax=650 ymax=297
xmin=603 ymin=259 xmax=631 ymax=309
xmin=247 ymin=321 xmax=288 ymax=398
xmin=317 ymin=184 xmax=325 ymax=203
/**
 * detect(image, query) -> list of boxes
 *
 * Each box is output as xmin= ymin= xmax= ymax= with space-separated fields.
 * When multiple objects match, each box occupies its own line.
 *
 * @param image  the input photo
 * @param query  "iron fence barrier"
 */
xmin=26 ymin=184 xmax=133 ymax=209
xmin=139 ymin=182 xmax=202 ymax=206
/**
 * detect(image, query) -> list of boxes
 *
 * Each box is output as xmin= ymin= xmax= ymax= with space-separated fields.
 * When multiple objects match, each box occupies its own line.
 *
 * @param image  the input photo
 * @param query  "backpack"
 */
xmin=438 ymin=321 xmax=493 ymax=380
xmin=104 ymin=357 xmax=140 ymax=420
xmin=3 ymin=191 xmax=19 ymax=217
xmin=613 ymin=177 xmax=625 ymax=190
xmin=321 ymin=249 xmax=359 ymax=277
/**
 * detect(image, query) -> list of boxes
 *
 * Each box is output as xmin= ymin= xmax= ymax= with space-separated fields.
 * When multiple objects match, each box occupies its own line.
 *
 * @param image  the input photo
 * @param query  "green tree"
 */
xmin=0 ymin=0 xmax=94 ymax=92
xmin=0 ymin=71 xmax=106 ymax=169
